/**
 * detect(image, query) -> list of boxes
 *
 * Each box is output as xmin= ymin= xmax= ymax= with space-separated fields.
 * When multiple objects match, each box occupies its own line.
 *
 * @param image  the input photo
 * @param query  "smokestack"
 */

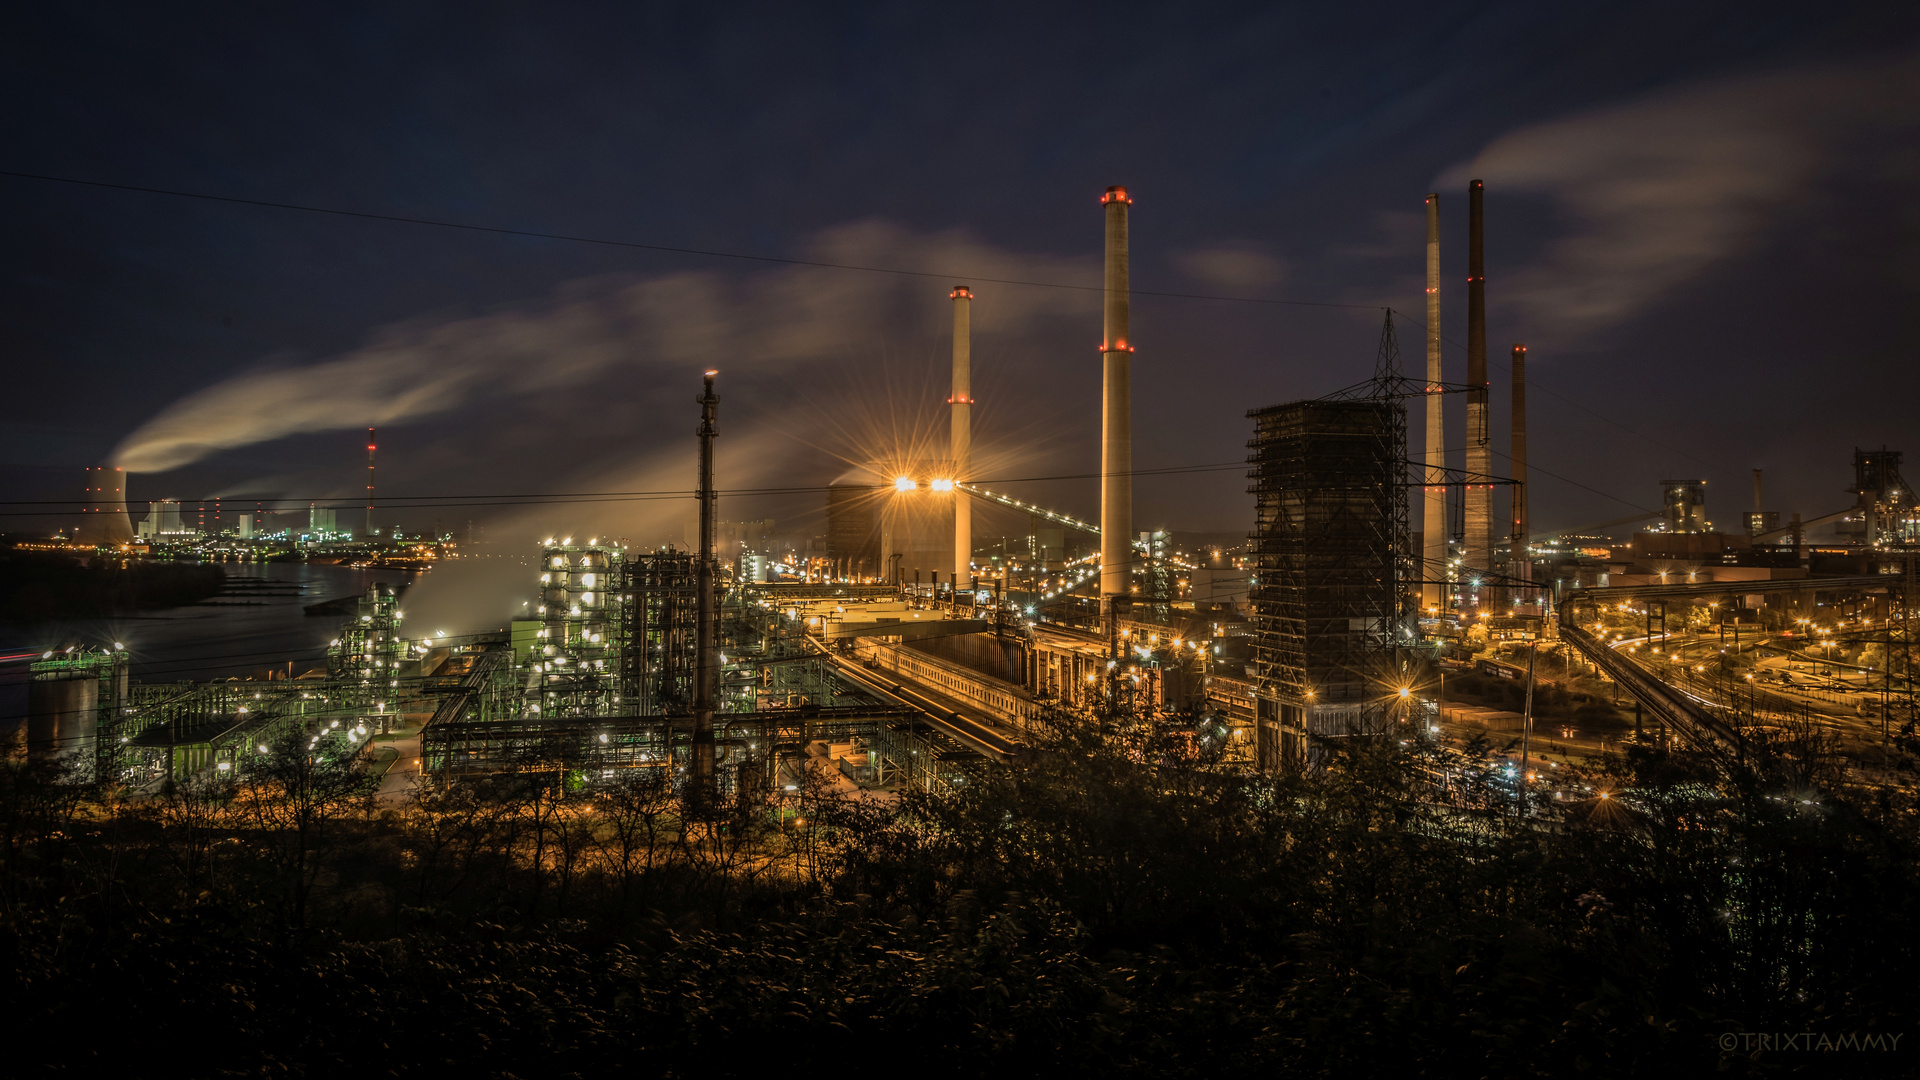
xmin=75 ymin=466 xmax=134 ymax=547
xmin=1510 ymin=344 xmax=1529 ymax=597
xmin=1464 ymin=179 xmax=1491 ymax=605
xmin=951 ymin=285 xmax=972 ymax=588
xmin=365 ymin=427 xmax=377 ymax=539
xmin=1421 ymin=194 xmax=1445 ymax=614
xmin=1100 ymin=186 xmax=1133 ymax=623
xmin=692 ymin=371 xmax=719 ymax=803
xmin=1753 ymin=468 xmax=1764 ymax=511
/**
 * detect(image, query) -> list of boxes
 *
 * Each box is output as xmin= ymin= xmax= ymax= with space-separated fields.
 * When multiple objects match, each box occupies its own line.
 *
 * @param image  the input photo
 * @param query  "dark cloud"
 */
xmin=113 ymin=221 xmax=1097 ymax=473
xmin=1443 ymin=51 xmax=1920 ymax=335
xmin=5 ymin=2 xmax=1919 ymax=538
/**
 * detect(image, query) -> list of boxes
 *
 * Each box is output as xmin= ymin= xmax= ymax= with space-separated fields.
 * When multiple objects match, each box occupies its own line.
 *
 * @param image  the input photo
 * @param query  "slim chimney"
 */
xmin=1464 ymin=179 xmax=1491 ymax=605
xmin=1510 ymin=344 xmax=1529 ymax=597
xmin=951 ymin=285 xmax=973 ymax=587
xmin=365 ymin=427 xmax=377 ymax=539
xmin=1752 ymin=468 xmax=1764 ymax=511
xmin=1421 ymin=193 xmax=1445 ymax=614
xmin=692 ymin=371 xmax=719 ymax=803
xmin=1100 ymin=186 xmax=1133 ymax=622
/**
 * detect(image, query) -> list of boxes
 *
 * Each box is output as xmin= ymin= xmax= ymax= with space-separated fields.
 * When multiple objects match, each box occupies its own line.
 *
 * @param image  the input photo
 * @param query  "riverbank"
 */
xmin=0 ymin=551 xmax=226 ymax=623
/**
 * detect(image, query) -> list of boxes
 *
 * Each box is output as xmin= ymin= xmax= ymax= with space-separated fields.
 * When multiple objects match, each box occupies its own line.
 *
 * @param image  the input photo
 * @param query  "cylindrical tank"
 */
xmin=28 ymin=671 xmax=98 ymax=762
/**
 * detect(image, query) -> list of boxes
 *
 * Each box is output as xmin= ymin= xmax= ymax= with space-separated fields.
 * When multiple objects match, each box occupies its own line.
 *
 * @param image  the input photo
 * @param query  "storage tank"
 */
xmin=28 ymin=670 xmax=98 ymax=763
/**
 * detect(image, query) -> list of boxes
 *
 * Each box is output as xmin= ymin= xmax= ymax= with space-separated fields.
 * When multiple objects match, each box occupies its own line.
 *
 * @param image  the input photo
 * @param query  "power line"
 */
xmin=1487 ymin=446 xmax=1657 ymax=515
xmin=6 ymin=170 xmax=1727 ymax=484
xmin=1392 ymin=308 xmax=1718 ymax=471
xmin=5 ymin=168 xmax=1725 ymax=515
xmin=0 ymin=461 xmax=1251 ymax=515
xmin=0 ymin=169 xmax=1378 ymax=312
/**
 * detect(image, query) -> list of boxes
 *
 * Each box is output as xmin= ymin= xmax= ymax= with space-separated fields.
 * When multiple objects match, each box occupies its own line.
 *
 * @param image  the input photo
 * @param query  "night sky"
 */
xmin=6 ymin=2 xmax=1919 ymax=547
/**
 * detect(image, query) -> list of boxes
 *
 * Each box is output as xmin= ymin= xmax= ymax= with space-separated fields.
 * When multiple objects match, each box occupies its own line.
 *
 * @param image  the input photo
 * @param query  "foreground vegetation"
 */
xmin=2 ymin=709 xmax=1916 ymax=1077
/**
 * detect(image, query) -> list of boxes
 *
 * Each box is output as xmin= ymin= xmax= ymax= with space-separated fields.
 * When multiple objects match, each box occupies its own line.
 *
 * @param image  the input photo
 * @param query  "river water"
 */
xmin=0 ymin=561 xmax=423 ymax=728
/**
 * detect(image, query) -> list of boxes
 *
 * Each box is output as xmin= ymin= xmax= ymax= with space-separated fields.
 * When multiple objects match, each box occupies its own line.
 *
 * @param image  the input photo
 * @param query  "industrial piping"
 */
xmin=1100 ymin=186 xmax=1132 ymax=619
xmin=1421 ymin=193 xmax=1445 ymax=613
xmin=951 ymin=285 xmax=972 ymax=588
xmin=692 ymin=371 xmax=719 ymax=801
xmin=1510 ymin=343 xmax=1529 ymax=597
xmin=1464 ymin=179 xmax=1491 ymax=604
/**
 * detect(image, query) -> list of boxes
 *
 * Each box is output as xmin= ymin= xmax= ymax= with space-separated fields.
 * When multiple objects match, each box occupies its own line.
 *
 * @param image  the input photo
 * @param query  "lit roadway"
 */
xmin=1599 ymin=626 xmax=1905 ymax=753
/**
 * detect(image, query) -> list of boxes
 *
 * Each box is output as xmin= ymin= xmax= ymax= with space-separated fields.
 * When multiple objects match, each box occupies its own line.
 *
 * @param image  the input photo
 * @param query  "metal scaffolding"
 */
xmin=622 ymin=548 xmax=698 ymax=716
xmin=327 ymin=583 xmax=405 ymax=682
xmin=1246 ymin=314 xmax=1415 ymax=772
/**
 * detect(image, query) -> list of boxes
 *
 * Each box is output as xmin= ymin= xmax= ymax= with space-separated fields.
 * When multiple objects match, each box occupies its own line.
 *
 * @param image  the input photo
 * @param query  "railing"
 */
xmin=855 ymin=640 xmax=1043 ymax=729
xmin=1560 ymin=621 xmax=1745 ymax=762
xmin=425 ymin=646 xmax=508 ymax=729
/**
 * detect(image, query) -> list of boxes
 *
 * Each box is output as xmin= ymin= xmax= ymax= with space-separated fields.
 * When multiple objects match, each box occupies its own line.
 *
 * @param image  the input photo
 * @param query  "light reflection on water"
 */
xmin=0 ymin=561 xmax=421 ymax=729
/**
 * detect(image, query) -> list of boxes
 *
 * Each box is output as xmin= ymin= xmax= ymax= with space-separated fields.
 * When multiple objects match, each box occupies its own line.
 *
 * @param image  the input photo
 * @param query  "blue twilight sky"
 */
xmin=3 ymin=2 xmax=1918 ymax=545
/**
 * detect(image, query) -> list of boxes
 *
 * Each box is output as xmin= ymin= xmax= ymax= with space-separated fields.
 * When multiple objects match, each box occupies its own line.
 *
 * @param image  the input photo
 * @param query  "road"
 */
xmin=1596 ymin=625 xmax=1907 ymax=754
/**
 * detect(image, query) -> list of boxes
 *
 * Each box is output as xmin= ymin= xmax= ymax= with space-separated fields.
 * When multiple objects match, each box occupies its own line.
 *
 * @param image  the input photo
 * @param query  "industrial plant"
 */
xmin=15 ymin=7 xmax=1920 ymax=1071
xmin=13 ymin=180 xmax=1918 ymax=823
xmin=8 ymin=174 xmax=1919 ymax=1080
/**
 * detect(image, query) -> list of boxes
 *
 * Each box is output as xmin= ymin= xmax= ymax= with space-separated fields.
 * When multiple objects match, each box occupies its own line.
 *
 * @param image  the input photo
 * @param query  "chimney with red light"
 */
xmin=1464 ymin=179 xmax=1491 ymax=602
xmin=1100 ymin=185 xmax=1132 ymax=614
xmin=366 ymin=427 xmax=377 ymax=539
xmin=951 ymin=284 xmax=972 ymax=587
xmin=1510 ymin=343 xmax=1528 ymax=593
xmin=1421 ymin=193 xmax=1445 ymax=613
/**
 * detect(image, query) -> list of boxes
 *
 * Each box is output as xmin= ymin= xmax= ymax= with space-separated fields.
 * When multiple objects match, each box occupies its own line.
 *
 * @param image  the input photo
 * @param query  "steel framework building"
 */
xmin=327 ymin=583 xmax=406 ymax=682
xmin=622 ymin=548 xmax=698 ymax=716
xmin=1246 ymin=323 xmax=1415 ymax=773
xmin=532 ymin=543 xmax=623 ymax=717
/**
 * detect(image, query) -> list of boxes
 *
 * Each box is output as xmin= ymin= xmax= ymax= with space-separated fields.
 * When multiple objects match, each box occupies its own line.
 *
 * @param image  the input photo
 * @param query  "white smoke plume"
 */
xmin=1173 ymin=243 xmax=1288 ymax=291
xmin=395 ymin=427 xmax=793 ymax=635
xmin=1441 ymin=52 xmax=1920 ymax=334
xmin=112 ymin=220 xmax=1098 ymax=472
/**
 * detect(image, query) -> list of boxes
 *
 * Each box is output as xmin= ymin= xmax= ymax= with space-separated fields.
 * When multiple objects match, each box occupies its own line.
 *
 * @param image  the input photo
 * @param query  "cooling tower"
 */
xmin=75 ymin=466 xmax=134 ymax=547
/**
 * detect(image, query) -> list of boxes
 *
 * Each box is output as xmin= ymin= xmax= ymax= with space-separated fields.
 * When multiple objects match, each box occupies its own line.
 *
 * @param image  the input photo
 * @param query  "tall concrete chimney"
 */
xmin=1100 ymin=186 xmax=1133 ymax=615
xmin=365 ymin=427 xmax=377 ymax=539
xmin=1510 ymin=344 xmax=1529 ymax=598
xmin=1463 ymin=179 xmax=1491 ymax=604
xmin=1421 ymin=193 xmax=1445 ymax=613
xmin=692 ymin=371 xmax=719 ymax=802
xmin=951 ymin=285 xmax=973 ymax=587
xmin=1753 ymin=468 xmax=1764 ymax=511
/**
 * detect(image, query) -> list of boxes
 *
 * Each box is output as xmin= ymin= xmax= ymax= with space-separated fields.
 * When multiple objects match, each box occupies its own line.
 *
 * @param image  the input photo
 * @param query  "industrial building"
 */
xmin=1246 ymin=394 xmax=1414 ymax=771
xmin=1662 ymin=480 xmax=1710 ymax=533
xmin=825 ymin=464 xmax=957 ymax=589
